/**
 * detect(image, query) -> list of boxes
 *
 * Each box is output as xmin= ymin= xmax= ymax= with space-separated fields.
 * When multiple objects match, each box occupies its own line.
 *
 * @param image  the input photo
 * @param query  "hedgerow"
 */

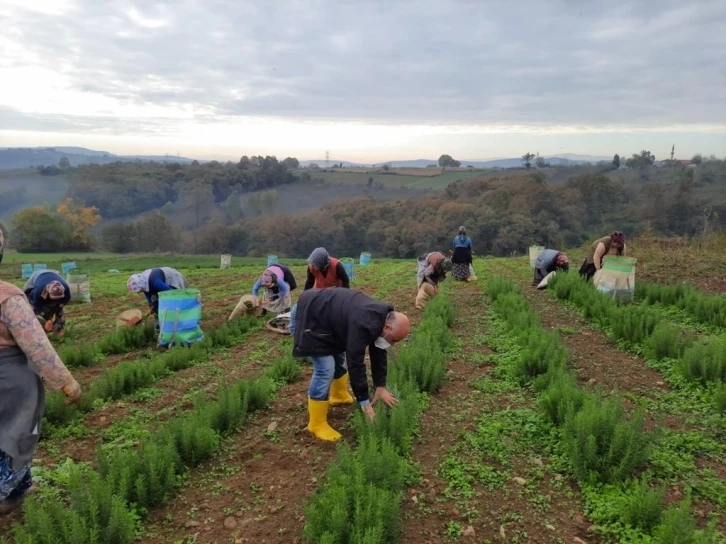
xmin=303 ymin=294 xmax=454 ymax=544
xmin=12 ymin=355 xmax=297 ymax=544
xmin=43 ymin=315 xmax=262 ymax=429
xmin=549 ymin=272 xmax=726 ymax=385
xmin=636 ymin=281 xmax=726 ymax=329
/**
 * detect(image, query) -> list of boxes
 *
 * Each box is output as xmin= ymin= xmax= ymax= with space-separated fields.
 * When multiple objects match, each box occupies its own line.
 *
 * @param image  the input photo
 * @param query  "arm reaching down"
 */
xmin=336 ymin=262 xmax=350 ymax=288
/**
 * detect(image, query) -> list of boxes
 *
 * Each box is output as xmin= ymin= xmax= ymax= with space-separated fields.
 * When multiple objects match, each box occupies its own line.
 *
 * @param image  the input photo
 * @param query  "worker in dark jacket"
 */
xmin=23 ymin=270 xmax=71 ymax=336
xmin=533 ymin=249 xmax=569 ymax=286
xmin=304 ymin=247 xmax=350 ymax=290
xmin=127 ymin=267 xmax=189 ymax=329
xmin=290 ymin=288 xmax=410 ymax=441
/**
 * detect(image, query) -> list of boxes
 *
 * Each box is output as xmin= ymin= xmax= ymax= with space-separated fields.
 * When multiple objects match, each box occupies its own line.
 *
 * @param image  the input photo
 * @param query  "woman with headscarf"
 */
xmin=23 ymin=270 xmax=71 ymax=337
xmin=415 ymin=251 xmax=452 ymax=309
xmin=127 ymin=267 xmax=189 ymax=329
xmin=252 ymin=263 xmax=297 ymax=315
xmin=304 ymin=247 xmax=350 ymax=290
xmin=451 ymin=226 xmax=473 ymax=281
xmin=1 ymin=279 xmax=82 ymax=514
xmin=579 ymin=231 xmax=627 ymax=281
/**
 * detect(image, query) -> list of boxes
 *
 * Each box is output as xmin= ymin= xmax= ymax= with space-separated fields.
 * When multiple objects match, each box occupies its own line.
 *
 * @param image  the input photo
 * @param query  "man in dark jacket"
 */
xmin=291 ymin=288 xmax=410 ymax=442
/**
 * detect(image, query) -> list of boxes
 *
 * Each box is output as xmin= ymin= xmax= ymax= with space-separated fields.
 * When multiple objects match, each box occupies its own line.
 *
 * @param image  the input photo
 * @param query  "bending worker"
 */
xmin=415 ymin=251 xmax=452 ymax=309
xmin=23 ymin=270 xmax=71 ymax=337
xmin=533 ymin=249 xmax=569 ymax=287
xmin=252 ymin=263 xmax=297 ymax=315
xmin=304 ymin=247 xmax=350 ymax=290
xmin=579 ymin=231 xmax=627 ymax=281
xmin=290 ymin=288 xmax=410 ymax=441
xmin=127 ymin=267 xmax=189 ymax=329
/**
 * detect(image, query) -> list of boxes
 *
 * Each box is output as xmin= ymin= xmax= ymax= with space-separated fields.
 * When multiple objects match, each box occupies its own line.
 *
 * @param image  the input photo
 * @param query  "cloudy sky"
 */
xmin=1 ymin=0 xmax=724 ymax=162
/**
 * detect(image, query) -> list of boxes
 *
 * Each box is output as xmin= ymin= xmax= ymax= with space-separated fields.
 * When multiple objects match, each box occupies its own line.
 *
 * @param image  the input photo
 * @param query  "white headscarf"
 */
xmin=127 ymin=269 xmax=152 ymax=293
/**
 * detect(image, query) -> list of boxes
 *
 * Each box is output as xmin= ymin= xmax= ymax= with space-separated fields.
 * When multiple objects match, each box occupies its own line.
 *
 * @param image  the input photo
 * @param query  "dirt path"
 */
xmin=400 ymin=280 xmax=595 ymax=544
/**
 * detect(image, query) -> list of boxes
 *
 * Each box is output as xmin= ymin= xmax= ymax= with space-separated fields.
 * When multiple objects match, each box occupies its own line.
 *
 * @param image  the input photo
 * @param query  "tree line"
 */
xmin=65 ymin=155 xmax=299 ymax=219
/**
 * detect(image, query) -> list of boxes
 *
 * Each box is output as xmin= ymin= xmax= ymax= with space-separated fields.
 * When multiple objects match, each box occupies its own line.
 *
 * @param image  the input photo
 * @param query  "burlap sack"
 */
xmin=415 ymin=283 xmax=436 ymax=309
xmin=229 ymin=294 xmax=263 ymax=320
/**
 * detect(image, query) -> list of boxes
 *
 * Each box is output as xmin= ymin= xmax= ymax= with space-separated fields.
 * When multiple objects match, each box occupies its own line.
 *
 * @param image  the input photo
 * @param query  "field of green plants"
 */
xmin=0 ymin=252 xmax=724 ymax=544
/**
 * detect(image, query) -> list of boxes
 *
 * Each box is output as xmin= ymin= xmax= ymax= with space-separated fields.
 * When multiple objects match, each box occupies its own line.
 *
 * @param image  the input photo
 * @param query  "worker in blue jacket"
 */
xmin=23 ymin=270 xmax=71 ymax=336
xmin=127 ymin=267 xmax=189 ymax=329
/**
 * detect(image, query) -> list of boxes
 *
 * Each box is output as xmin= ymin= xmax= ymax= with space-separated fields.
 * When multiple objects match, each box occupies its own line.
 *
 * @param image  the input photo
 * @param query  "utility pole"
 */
xmin=325 ymin=150 xmax=330 ymax=169
xmin=671 ymin=145 xmax=674 ymax=161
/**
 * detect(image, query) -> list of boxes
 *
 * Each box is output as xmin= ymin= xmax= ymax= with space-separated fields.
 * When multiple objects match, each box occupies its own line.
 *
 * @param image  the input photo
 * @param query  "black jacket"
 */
xmin=292 ymin=288 xmax=393 ymax=402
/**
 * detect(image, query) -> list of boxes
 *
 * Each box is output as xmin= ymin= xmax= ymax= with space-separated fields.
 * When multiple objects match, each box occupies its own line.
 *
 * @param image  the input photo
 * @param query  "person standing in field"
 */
xmin=579 ymin=231 xmax=627 ymax=281
xmin=304 ymin=247 xmax=350 ymax=290
xmin=533 ymin=249 xmax=569 ymax=287
xmin=0 ymin=279 xmax=82 ymax=514
xmin=251 ymin=263 xmax=297 ymax=315
xmin=415 ymin=251 xmax=452 ymax=309
xmin=290 ymin=288 xmax=410 ymax=441
xmin=23 ymin=270 xmax=71 ymax=337
xmin=127 ymin=267 xmax=189 ymax=330
xmin=451 ymin=226 xmax=473 ymax=281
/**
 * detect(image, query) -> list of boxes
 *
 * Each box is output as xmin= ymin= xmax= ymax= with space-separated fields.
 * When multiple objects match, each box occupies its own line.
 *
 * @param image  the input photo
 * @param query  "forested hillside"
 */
xmin=1 ymin=158 xmax=724 ymax=257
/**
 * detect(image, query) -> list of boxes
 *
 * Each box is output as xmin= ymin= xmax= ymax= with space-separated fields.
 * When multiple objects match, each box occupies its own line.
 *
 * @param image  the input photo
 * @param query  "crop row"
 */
xmin=303 ymin=294 xmax=455 ymax=544
xmin=635 ymin=281 xmax=726 ymax=329
xmin=5 ymin=356 xmax=302 ymax=544
xmin=44 ymin=316 xmax=262 ymax=432
xmin=549 ymin=272 xmax=726 ymax=390
xmin=483 ymin=275 xmax=721 ymax=543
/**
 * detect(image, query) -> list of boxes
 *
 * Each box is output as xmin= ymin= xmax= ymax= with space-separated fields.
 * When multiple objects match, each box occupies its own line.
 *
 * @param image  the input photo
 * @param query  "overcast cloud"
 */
xmin=0 ymin=0 xmax=724 ymax=158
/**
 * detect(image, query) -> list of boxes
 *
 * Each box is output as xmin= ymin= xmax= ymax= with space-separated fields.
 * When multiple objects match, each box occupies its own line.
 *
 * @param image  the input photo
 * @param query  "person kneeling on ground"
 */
xmin=533 ymin=249 xmax=569 ymax=288
xmin=23 ymin=270 xmax=71 ymax=337
xmin=416 ymin=251 xmax=452 ymax=309
xmin=252 ymin=263 xmax=297 ymax=315
xmin=290 ymin=288 xmax=410 ymax=442
xmin=1 ymin=280 xmax=82 ymax=514
xmin=579 ymin=231 xmax=626 ymax=281
xmin=127 ymin=267 xmax=189 ymax=330
xmin=304 ymin=247 xmax=350 ymax=290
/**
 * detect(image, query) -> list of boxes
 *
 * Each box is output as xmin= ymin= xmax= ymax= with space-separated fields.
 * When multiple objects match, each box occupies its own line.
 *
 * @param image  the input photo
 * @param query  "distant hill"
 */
xmin=299 ymin=155 xmax=612 ymax=169
xmin=0 ymin=147 xmax=197 ymax=169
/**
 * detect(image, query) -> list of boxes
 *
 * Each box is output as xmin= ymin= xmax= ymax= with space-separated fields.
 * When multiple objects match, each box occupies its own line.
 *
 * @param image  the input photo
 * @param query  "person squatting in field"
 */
xmin=251 ymin=263 xmax=297 ymax=315
xmin=0 ymin=280 xmax=82 ymax=514
xmin=304 ymin=247 xmax=350 ymax=290
xmin=415 ymin=251 xmax=452 ymax=309
xmin=127 ymin=267 xmax=189 ymax=330
xmin=533 ymin=249 xmax=569 ymax=287
xmin=451 ymin=226 xmax=473 ymax=282
xmin=290 ymin=288 xmax=410 ymax=441
xmin=23 ymin=270 xmax=71 ymax=337
xmin=579 ymin=231 xmax=627 ymax=281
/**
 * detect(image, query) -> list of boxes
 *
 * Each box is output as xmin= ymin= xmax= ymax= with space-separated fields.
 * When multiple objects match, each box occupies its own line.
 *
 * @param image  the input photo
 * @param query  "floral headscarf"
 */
xmin=260 ymin=271 xmax=276 ymax=287
xmin=45 ymin=280 xmax=66 ymax=299
xmin=127 ymin=271 xmax=151 ymax=293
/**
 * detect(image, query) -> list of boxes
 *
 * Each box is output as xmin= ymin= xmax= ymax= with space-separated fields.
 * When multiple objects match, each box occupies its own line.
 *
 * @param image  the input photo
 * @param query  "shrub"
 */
xmin=515 ymin=329 xmax=567 ymax=382
xmin=679 ymin=337 xmax=726 ymax=383
xmin=562 ymin=393 xmax=652 ymax=484
xmin=388 ymin=335 xmax=445 ymax=394
xmin=423 ymin=294 xmax=455 ymax=327
xmin=303 ymin=436 xmax=406 ymax=544
xmin=265 ymin=356 xmax=302 ymax=384
xmin=652 ymin=499 xmax=721 ymax=544
xmin=645 ymin=322 xmax=694 ymax=360
xmin=59 ymin=344 xmax=101 ymax=368
xmin=538 ymin=369 xmax=585 ymax=425
xmin=714 ymin=385 xmax=726 ymax=415
xmin=352 ymin=381 xmax=424 ymax=455
xmin=13 ymin=465 xmax=137 ymax=544
xmin=620 ymin=478 xmax=666 ymax=532
xmin=609 ymin=305 xmax=661 ymax=346
xmin=485 ymin=275 xmax=518 ymax=301
xmin=636 ymin=281 xmax=726 ymax=329
xmin=166 ymin=418 xmax=220 ymax=466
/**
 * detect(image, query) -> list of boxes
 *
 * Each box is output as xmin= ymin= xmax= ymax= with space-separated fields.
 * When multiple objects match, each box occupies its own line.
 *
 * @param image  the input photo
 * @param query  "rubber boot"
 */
xmin=329 ymin=373 xmax=354 ymax=406
xmin=307 ymin=398 xmax=342 ymax=441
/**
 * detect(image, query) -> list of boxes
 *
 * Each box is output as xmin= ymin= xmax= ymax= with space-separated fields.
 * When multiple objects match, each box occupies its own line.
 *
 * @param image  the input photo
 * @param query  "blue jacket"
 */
xmin=453 ymin=235 xmax=472 ymax=249
xmin=145 ymin=268 xmax=174 ymax=304
xmin=252 ymin=277 xmax=290 ymax=298
xmin=25 ymin=271 xmax=70 ymax=313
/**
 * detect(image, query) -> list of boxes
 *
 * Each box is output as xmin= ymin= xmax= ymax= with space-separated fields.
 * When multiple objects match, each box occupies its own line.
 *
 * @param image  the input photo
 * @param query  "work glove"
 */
xmin=61 ymin=379 xmax=82 ymax=406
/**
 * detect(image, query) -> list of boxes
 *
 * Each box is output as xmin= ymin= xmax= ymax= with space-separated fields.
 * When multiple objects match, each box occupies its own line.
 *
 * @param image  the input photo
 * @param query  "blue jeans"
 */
xmin=290 ymin=304 xmax=348 ymax=400
xmin=309 ymin=353 xmax=348 ymax=400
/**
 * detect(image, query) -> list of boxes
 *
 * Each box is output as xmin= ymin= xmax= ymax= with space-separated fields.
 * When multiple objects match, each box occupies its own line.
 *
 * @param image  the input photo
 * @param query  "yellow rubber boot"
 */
xmin=307 ymin=398 xmax=342 ymax=441
xmin=329 ymin=373 xmax=354 ymax=406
